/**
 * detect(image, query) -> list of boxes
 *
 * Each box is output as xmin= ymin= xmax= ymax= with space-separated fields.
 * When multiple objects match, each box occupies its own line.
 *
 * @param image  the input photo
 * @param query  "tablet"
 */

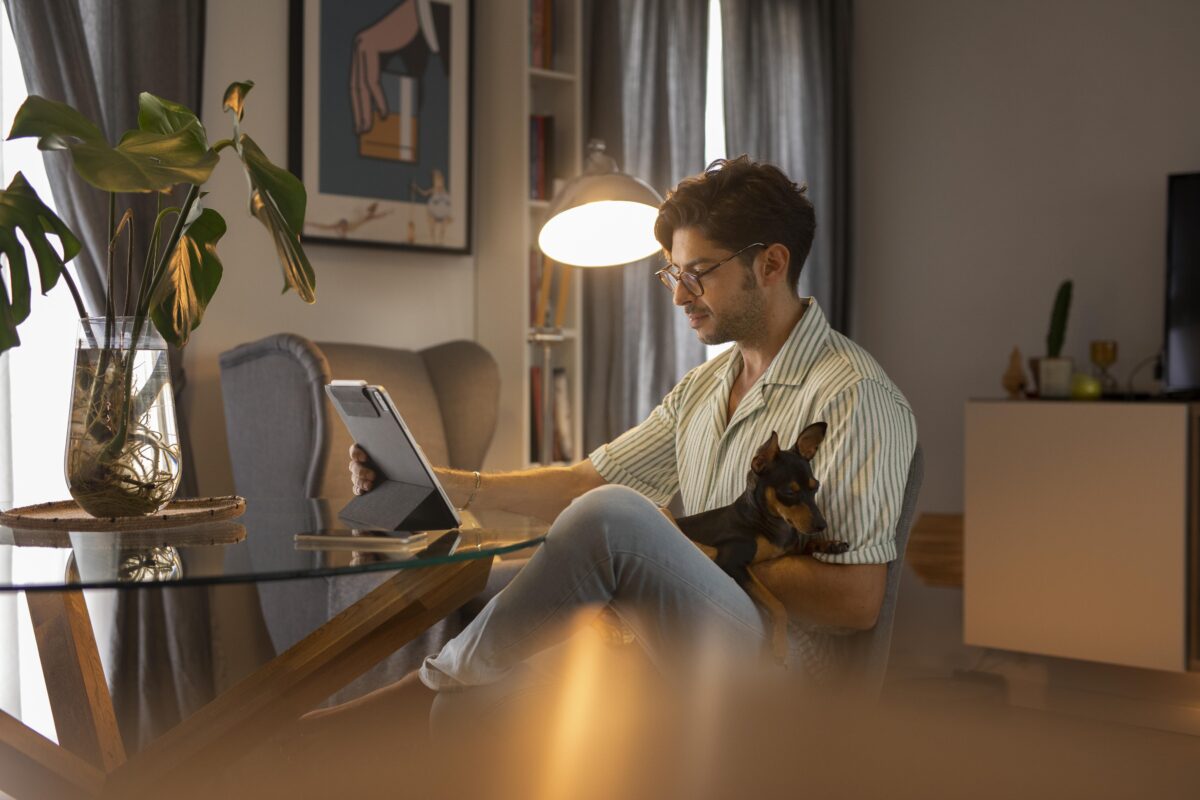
xmin=325 ymin=380 xmax=461 ymax=532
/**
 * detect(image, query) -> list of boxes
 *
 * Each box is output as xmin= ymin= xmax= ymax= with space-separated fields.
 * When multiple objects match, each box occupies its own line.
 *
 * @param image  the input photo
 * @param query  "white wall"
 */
xmin=856 ymin=0 xmax=1200 ymax=715
xmin=854 ymin=0 xmax=1200 ymax=514
xmin=188 ymin=0 xmax=478 ymax=495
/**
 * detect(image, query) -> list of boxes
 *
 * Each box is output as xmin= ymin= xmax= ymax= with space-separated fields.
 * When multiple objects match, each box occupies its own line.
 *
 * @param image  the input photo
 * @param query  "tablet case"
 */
xmin=326 ymin=384 xmax=461 ymax=532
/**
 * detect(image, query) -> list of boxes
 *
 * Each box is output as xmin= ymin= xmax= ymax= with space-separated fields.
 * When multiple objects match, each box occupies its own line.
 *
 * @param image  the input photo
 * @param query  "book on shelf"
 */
xmin=530 ymin=250 xmax=570 ymax=330
xmin=553 ymin=258 xmax=571 ymax=329
xmin=530 ymin=0 xmax=556 ymax=69
xmin=552 ymin=366 xmax=573 ymax=462
xmin=528 ymin=114 xmax=555 ymax=200
xmin=531 ymin=250 xmax=555 ymax=327
xmin=528 ymin=364 xmax=574 ymax=463
xmin=530 ymin=364 xmax=543 ymax=458
xmin=529 ymin=250 xmax=541 ymax=326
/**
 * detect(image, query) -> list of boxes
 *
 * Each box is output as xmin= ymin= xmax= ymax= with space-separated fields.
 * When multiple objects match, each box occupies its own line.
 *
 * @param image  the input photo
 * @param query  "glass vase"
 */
xmin=65 ymin=317 xmax=182 ymax=517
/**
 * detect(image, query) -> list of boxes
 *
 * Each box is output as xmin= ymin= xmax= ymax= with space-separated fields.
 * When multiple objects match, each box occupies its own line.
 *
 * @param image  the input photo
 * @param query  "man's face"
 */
xmin=667 ymin=227 xmax=765 ymax=346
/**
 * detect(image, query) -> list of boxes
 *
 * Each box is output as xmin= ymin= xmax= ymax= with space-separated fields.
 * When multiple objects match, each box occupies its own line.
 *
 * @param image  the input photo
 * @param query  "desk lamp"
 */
xmin=531 ymin=140 xmax=662 ymax=464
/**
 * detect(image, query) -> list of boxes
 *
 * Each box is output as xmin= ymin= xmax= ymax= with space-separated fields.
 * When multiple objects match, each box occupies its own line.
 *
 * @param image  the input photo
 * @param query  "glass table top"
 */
xmin=0 ymin=497 xmax=547 ymax=591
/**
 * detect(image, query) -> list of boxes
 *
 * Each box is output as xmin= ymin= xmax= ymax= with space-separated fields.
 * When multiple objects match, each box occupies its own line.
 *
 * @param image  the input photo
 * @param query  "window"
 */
xmin=0 ymin=4 xmax=79 ymax=742
xmin=0 ymin=13 xmax=75 ymax=508
xmin=704 ymin=0 xmax=733 ymax=361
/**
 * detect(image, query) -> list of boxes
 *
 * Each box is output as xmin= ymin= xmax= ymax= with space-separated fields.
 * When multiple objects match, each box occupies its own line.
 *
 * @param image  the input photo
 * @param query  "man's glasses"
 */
xmin=655 ymin=242 xmax=766 ymax=297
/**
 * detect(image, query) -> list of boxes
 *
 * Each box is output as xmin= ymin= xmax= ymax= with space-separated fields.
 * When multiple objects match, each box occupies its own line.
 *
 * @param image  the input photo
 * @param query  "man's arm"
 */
xmin=434 ymin=461 xmax=606 ymax=523
xmin=750 ymin=379 xmax=914 ymax=631
xmin=349 ymin=444 xmax=606 ymax=523
xmin=749 ymin=557 xmax=886 ymax=631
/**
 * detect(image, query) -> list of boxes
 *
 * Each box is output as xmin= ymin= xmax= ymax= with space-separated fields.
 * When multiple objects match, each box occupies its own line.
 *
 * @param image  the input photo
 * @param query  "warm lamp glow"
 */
xmin=530 ymin=142 xmax=661 ymax=463
xmin=538 ymin=200 xmax=660 ymax=267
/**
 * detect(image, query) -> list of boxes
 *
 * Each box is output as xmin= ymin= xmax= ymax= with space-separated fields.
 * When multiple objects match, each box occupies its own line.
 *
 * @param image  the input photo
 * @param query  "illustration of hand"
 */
xmin=350 ymin=1 xmax=421 ymax=133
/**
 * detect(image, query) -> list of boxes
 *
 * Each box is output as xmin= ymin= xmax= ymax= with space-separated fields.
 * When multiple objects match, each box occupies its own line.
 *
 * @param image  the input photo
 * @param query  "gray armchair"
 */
xmin=218 ymin=333 xmax=500 ymax=500
xmin=217 ymin=333 xmax=511 ymax=700
xmin=843 ymin=443 xmax=924 ymax=701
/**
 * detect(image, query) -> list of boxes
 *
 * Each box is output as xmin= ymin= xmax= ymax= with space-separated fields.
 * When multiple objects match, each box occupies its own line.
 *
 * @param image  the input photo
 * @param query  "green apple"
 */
xmin=1071 ymin=372 xmax=1102 ymax=400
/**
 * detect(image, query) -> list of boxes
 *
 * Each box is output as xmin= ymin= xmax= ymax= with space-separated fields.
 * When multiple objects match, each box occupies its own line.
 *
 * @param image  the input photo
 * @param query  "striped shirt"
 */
xmin=589 ymin=298 xmax=917 ymax=566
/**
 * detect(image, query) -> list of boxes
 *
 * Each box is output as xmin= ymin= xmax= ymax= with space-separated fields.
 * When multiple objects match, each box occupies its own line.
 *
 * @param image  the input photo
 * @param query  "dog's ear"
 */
xmin=752 ymin=431 xmax=781 ymax=473
xmin=794 ymin=422 xmax=827 ymax=460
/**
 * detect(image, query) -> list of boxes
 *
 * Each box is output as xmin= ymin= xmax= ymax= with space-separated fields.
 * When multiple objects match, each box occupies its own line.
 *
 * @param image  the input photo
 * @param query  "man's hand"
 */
xmin=750 ymin=557 xmax=886 ymax=631
xmin=349 ymin=444 xmax=377 ymax=495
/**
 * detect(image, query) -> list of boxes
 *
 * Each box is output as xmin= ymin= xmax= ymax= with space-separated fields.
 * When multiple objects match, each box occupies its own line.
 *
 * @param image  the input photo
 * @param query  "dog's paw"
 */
xmin=827 ymin=540 xmax=850 ymax=554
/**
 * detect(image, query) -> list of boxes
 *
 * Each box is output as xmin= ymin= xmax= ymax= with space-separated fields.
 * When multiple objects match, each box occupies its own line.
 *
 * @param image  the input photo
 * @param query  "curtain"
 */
xmin=4 ymin=0 xmax=211 ymax=751
xmin=721 ymin=0 xmax=854 ymax=333
xmin=0 ymin=352 xmax=13 ymax=717
xmin=581 ymin=0 xmax=710 ymax=452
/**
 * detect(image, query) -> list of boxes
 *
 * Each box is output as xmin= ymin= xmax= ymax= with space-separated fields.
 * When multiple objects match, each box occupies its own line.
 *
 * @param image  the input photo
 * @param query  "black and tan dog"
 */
xmin=672 ymin=423 xmax=848 ymax=663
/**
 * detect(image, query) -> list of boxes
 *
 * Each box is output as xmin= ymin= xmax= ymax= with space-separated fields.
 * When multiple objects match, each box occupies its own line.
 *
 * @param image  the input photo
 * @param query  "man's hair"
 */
xmin=654 ymin=155 xmax=816 ymax=293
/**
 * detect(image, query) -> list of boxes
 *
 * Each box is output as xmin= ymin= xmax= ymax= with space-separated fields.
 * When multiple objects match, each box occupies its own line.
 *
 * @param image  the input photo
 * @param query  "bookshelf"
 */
xmin=476 ymin=0 xmax=584 ymax=469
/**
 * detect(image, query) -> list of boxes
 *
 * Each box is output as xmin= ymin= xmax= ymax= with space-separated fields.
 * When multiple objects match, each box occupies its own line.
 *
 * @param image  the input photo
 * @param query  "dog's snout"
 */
xmin=812 ymin=520 xmax=826 ymax=533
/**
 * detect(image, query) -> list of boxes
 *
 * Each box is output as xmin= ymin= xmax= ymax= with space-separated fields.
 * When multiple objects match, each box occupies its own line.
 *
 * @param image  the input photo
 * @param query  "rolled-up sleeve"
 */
xmin=588 ymin=373 xmax=695 ymax=506
xmin=809 ymin=379 xmax=917 ymax=565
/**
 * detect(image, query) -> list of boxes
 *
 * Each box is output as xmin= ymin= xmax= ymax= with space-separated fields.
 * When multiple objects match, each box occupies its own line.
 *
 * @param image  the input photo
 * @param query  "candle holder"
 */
xmin=1090 ymin=340 xmax=1118 ymax=396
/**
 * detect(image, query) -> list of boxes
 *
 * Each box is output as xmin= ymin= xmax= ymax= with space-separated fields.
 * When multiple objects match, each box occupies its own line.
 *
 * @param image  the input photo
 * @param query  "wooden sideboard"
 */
xmin=964 ymin=400 xmax=1199 ymax=673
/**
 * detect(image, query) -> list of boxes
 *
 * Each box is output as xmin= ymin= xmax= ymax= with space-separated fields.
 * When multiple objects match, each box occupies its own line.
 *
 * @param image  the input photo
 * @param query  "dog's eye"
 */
xmin=808 ymin=479 xmax=819 ymax=492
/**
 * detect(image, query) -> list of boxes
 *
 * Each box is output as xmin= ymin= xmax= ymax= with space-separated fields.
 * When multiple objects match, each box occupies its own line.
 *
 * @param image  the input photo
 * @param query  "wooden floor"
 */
xmin=874 ymin=671 xmax=1200 ymax=800
xmin=907 ymin=512 xmax=963 ymax=588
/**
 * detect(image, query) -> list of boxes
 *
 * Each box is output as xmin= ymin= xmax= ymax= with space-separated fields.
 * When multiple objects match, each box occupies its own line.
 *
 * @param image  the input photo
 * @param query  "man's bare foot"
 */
xmin=300 ymin=670 xmax=435 ymax=734
xmin=243 ymin=672 xmax=437 ymax=796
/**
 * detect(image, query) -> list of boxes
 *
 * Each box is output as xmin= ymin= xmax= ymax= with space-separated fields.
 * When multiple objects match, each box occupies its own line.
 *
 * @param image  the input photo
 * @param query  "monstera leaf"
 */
xmin=222 ymin=81 xmax=254 ymax=125
xmin=0 ymin=80 xmax=315 ymax=359
xmin=8 ymin=95 xmax=218 ymax=193
xmin=223 ymin=82 xmax=315 ymax=304
xmin=149 ymin=206 xmax=226 ymax=348
xmin=136 ymin=93 xmax=210 ymax=152
xmin=0 ymin=172 xmax=81 ymax=352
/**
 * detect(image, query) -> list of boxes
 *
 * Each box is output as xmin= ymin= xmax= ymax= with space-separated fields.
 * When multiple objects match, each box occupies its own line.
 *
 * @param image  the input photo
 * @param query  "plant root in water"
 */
xmin=67 ymin=350 xmax=180 ymax=517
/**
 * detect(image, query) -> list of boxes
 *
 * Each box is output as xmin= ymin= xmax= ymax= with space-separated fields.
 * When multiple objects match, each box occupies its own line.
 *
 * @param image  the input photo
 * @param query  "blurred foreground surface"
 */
xmin=194 ymin=627 xmax=1200 ymax=800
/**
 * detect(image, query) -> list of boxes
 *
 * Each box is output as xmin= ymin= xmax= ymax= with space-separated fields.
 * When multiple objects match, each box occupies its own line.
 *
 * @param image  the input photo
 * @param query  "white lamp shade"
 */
xmin=538 ymin=201 xmax=661 ymax=267
xmin=537 ymin=142 xmax=664 ymax=267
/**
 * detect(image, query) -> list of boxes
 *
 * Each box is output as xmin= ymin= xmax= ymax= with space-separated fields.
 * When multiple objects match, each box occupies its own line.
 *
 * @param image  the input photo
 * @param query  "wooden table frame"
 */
xmin=0 ymin=556 xmax=492 ymax=799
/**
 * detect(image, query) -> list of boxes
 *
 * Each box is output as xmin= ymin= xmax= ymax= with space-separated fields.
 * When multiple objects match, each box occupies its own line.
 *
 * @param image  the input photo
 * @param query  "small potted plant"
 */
xmin=0 ymin=81 xmax=315 ymax=516
xmin=1038 ymin=280 xmax=1073 ymax=398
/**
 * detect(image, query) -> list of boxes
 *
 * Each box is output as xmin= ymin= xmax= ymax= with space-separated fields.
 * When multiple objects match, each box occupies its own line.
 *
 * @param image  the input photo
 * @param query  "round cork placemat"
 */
xmin=2 ymin=520 xmax=247 ymax=549
xmin=0 ymin=496 xmax=246 ymax=532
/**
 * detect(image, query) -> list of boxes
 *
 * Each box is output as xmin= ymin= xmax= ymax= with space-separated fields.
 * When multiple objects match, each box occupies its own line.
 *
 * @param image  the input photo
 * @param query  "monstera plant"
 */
xmin=0 ymin=81 xmax=315 ymax=516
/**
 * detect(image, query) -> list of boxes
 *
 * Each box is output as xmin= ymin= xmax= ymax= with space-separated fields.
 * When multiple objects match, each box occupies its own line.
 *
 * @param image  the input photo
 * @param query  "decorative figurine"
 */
xmin=1003 ymin=347 xmax=1027 ymax=399
xmin=1089 ymin=339 xmax=1119 ymax=396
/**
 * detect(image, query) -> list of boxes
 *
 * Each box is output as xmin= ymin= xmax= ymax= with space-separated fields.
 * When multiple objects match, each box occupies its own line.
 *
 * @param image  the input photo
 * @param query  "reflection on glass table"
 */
xmin=0 ymin=497 xmax=547 ymax=800
xmin=0 ymin=497 xmax=546 ymax=592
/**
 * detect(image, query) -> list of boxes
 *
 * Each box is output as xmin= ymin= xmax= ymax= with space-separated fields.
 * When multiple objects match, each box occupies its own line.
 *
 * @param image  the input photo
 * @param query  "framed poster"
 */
xmin=289 ymin=0 xmax=472 ymax=252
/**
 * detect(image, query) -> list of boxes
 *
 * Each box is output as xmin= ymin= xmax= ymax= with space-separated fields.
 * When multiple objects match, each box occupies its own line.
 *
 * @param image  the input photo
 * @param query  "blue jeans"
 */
xmin=419 ymin=485 xmax=770 ymax=691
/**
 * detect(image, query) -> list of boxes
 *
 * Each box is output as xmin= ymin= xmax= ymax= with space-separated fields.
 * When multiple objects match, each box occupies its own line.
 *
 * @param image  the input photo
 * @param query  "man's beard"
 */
xmin=692 ymin=280 xmax=766 ymax=346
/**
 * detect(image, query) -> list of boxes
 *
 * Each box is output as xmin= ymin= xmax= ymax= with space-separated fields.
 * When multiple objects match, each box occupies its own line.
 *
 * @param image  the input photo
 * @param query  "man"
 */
xmin=350 ymin=155 xmax=916 ymax=689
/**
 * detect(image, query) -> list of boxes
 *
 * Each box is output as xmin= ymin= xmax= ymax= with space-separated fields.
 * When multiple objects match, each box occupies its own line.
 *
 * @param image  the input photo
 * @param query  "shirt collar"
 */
xmin=722 ymin=297 xmax=830 ymax=389
xmin=763 ymin=298 xmax=830 ymax=386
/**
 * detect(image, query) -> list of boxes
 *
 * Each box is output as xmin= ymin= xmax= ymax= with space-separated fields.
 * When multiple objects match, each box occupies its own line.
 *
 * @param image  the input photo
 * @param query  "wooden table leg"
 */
xmin=0 ymin=709 xmax=106 ymax=800
xmin=24 ymin=588 xmax=126 ymax=772
xmin=105 ymin=557 xmax=491 ymax=797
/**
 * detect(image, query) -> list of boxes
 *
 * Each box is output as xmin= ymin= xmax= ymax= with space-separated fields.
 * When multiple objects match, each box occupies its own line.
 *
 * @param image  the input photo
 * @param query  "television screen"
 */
xmin=1164 ymin=173 xmax=1200 ymax=396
